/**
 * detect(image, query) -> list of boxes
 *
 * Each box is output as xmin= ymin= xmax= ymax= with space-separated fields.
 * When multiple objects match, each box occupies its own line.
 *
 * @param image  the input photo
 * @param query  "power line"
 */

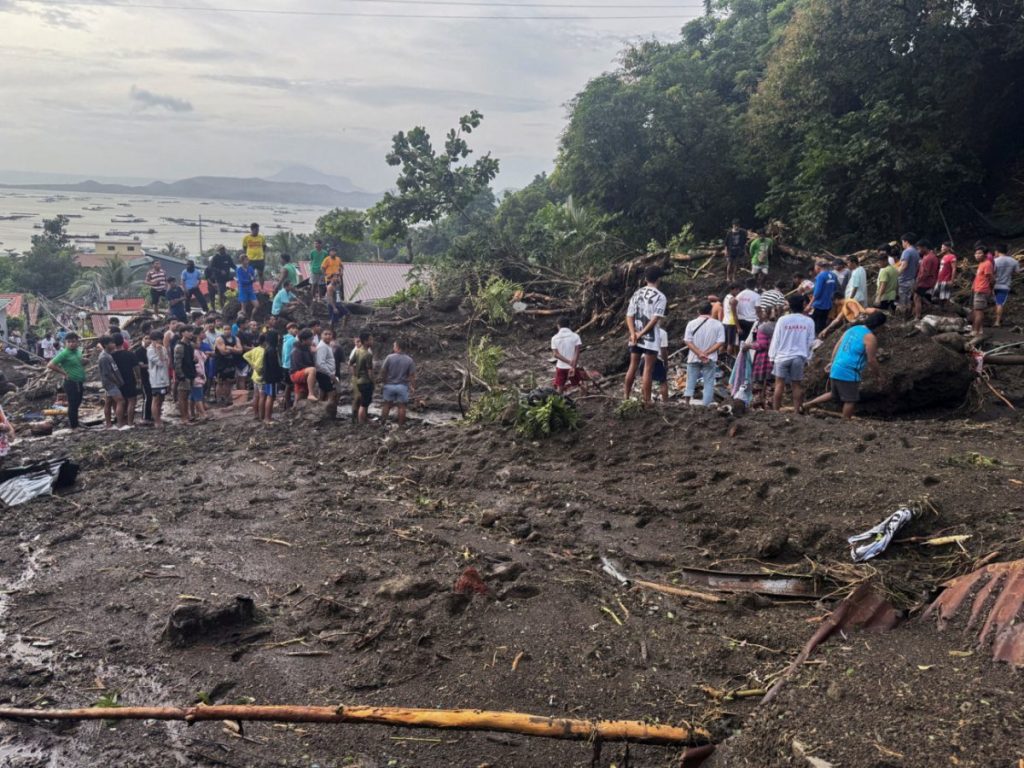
xmin=20 ymin=0 xmax=700 ymax=19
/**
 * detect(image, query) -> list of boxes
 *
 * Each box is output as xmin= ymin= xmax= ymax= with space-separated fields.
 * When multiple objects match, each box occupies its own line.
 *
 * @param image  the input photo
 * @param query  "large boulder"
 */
xmin=806 ymin=322 xmax=974 ymax=415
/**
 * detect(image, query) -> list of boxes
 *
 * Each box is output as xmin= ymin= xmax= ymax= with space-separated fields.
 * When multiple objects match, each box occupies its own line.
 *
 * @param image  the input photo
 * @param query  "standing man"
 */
xmin=724 ymin=219 xmax=747 ymax=284
xmin=47 ymin=332 xmax=85 ymax=429
xmin=806 ymin=261 xmax=839 ymax=334
xmin=173 ymin=325 xmax=197 ymax=425
xmin=242 ymin=222 xmax=267 ymax=292
xmin=972 ymin=245 xmax=996 ymax=337
xmin=235 ymin=255 xmax=258 ymax=320
xmin=933 ymin=242 xmax=958 ymax=308
xmin=144 ymin=260 xmax=168 ymax=309
xmin=804 ymin=311 xmax=886 ymax=419
xmin=770 ymin=295 xmax=816 ymax=413
xmin=350 ymin=331 xmax=374 ymax=423
xmin=758 ymin=280 xmax=788 ymax=319
xmin=181 ymin=258 xmax=208 ymax=314
xmin=207 ymin=245 xmax=235 ymax=312
xmin=735 ymin=278 xmax=760 ymax=343
xmin=875 ymin=252 xmax=899 ymax=311
xmin=213 ymin=324 xmax=242 ymax=406
xmin=845 ymin=255 xmax=868 ymax=304
xmin=322 ymin=248 xmax=344 ymax=300
xmin=165 ymin=277 xmax=187 ymax=322
xmin=39 ymin=332 xmax=57 ymax=362
xmin=748 ymin=229 xmax=773 ymax=289
xmin=913 ymin=240 xmax=939 ymax=320
xmin=896 ymin=233 xmax=920 ymax=316
xmin=315 ymin=329 xmax=339 ymax=415
xmin=309 ymin=239 xmax=327 ymax=304
xmin=551 ymin=317 xmax=582 ymax=394
xmin=277 ymin=252 xmax=299 ymax=293
xmin=682 ymin=302 xmax=725 ymax=407
xmin=111 ymin=332 xmax=139 ymax=426
xmin=326 ymin=272 xmax=349 ymax=332
xmin=624 ymin=266 xmax=667 ymax=406
xmin=993 ymin=244 xmax=1020 ymax=327
xmin=379 ymin=339 xmax=416 ymax=427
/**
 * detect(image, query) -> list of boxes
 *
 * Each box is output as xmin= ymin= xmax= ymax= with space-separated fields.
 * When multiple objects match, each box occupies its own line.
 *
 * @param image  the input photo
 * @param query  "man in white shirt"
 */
xmin=683 ymin=302 xmax=725 ymax=407
xmin=844 ymin=255 xmax=868 ymax=304
xmin=769 ymin=295 xmax=817 ymax=412
xmin=314 ymin=329 xmax=339 ymax=412
xmin=624 ymin=267 xmax=667 ymax=406
xmin=735 ymin=278 xmax=761 ymax=343
xmin=551 ymin=317 xmax=583 ymax=394
xmin=39 ymin=333 xmax=57 ymax=360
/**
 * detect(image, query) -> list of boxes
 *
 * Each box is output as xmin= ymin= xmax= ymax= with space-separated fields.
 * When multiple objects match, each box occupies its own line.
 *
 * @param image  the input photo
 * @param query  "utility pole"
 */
xmin=198 ymin=214 xmax=204 ymax=259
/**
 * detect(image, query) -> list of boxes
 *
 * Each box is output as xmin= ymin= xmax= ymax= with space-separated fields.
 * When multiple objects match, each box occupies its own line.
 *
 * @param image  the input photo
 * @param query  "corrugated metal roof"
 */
xmin=296 ymin=261 xmax=415 ymax=302
xmin=108 ymin=298 xmax=146 ymax=312
xmin=0 ymin=294 xmax=24 ymax=318
xmin=0 ymin=298 xmax=12 ymax=313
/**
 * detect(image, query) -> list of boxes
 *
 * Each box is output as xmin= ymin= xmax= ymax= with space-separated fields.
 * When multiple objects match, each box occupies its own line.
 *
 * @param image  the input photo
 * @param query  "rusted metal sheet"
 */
xmin=675 ymin=566 xmax=820 ymax=598
xmin=925 ymin=559 xmax=1024 ymax=666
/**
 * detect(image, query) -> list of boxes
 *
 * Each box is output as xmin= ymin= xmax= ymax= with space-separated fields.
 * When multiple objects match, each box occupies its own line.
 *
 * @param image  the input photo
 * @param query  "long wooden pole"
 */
xmin=0 ymin=704 xmax=710 ymax=746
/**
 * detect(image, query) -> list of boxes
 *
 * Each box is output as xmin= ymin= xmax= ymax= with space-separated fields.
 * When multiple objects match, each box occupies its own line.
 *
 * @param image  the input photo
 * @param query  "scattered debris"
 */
xmin=762 ymin=583 xmax=901 ymax=705
xmin=375 ymin=576 xmax=442 ymax=601
xmin=848 ymin=507 xmax=917 ymax=562
xmin=0 ymin=457 xmax=78 ymax=506
xmin=453 ymin=567 xmax=488 ymax=595
xmin=600 ymin=557 xmax=819 ymax=599
xmin=924 ymin=558 xmax=1024 ymax=666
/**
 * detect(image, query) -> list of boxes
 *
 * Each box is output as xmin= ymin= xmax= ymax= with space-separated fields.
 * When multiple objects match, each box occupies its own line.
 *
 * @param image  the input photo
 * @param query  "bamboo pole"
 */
xmin=0 ymin=704 xmax=710 ymax=746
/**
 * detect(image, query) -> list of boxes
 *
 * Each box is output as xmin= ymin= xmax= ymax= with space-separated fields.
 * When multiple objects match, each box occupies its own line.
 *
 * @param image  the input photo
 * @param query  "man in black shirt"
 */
xmin=173 ymin=325 xmax=197 ymax=425
xmin=724 ymin=219 xmax=748 ymax=284
xmin=206 ymin=246 xmax=236 ymax=312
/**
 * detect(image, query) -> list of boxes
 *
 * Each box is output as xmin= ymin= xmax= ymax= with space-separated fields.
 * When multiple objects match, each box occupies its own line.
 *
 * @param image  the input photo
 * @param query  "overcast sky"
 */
xmin=0 ymin=0 xmax=699 ymax=191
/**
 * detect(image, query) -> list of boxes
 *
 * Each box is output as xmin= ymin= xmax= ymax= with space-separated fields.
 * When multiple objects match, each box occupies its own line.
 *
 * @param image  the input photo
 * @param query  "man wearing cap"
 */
xmin=181 ymin=258 xmax=208 ymax=313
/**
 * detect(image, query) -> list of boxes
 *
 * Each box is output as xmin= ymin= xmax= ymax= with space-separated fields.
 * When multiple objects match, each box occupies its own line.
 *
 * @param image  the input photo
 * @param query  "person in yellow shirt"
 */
xmin=243 ymin=338 xmax=266 ymax=421
xmin=242 ymin=222 xmax=267 ymax=291
xmin=321 ymin=248 xmax=344 ymax=299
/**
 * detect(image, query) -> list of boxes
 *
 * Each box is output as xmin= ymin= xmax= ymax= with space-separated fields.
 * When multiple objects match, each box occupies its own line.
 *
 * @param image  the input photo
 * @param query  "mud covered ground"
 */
xmin=1 ymin=261 xmax=1023 ymax=767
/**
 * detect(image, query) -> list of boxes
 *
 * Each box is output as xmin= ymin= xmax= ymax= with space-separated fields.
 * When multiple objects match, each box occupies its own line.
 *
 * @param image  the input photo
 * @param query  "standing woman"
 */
xmin=146 ymin=330 xmax=171 ymax=429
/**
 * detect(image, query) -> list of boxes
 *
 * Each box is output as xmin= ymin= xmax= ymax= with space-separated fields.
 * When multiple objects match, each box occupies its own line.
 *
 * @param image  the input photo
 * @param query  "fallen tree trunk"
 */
xmin=0 ymin=703 xmax=710 ymax=746
xmin=983 ymin=355 xmax=1024 ymax=365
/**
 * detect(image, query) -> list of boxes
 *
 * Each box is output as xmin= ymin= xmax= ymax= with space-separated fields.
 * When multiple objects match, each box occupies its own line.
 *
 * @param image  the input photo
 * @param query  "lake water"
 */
xmin=0 ymin=189 xmax=332 ymax=255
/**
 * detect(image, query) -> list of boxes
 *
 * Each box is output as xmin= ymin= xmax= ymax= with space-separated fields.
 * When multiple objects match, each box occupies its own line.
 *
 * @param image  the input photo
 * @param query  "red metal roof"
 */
xmin=0 ymin=294 xmax=24 ymax=318
xmin=108 ymin=298 xmax=146 ymax=312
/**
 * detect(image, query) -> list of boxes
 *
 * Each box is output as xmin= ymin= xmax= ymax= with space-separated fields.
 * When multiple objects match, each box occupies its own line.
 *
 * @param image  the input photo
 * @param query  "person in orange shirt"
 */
xmin=321 ymin=248 xmax=344 ymax=299
xmin=971 ymin=245 xmax=995 ymax=337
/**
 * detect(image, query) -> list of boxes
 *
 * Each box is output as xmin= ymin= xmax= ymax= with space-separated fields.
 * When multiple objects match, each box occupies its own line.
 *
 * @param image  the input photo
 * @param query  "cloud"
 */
xmin=129 ymin=85 xmax=194 ymax=113
xmin=0 ymin=0 xmax=86 ymax=28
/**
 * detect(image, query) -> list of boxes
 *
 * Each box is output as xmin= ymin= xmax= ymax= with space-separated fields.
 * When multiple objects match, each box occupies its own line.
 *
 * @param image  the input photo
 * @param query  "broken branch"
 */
xmin=0 ymin=704 xmax=710 ymax=746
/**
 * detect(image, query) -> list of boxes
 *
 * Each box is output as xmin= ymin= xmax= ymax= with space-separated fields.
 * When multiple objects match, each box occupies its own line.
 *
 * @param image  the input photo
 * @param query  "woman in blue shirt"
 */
xmin=803 ymin=311 xmax=886 ymax=419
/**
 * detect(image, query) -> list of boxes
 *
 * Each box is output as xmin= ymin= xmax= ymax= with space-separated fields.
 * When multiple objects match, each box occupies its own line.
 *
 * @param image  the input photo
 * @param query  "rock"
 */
xmin=163 ymin=596 xmax=256 ymax=647
xmin=376 ymin=576 xmax=442 ymax=600
xmin=792 ymin=739 xmax=835 ymax=768
xmin=333 ymin=567 xmax=367 ymax=585
xmin=486 ymin=561 xmax=525 ymax=582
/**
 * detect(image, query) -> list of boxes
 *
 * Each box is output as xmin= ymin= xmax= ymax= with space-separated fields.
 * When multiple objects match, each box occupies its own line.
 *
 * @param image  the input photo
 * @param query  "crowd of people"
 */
xmin=551 ymin=229 xmax=1020 ymax=420
xmin=44 ymin=315 xmax=417 ymax=431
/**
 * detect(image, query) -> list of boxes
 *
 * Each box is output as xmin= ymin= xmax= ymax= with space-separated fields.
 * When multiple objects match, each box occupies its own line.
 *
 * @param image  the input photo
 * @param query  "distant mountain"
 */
xmin=266 ymin=165 xmax=364 ymax=194
xmin=0 ymin=176 xmax=381 ymax=208
xmin=0 ymin=169 xmax=158 ymax=186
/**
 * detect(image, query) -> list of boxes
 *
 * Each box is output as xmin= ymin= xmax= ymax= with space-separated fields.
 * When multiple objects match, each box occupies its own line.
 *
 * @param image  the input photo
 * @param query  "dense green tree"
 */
xmin=14 ymin=215 xmax=79 ymax=297
xmin=68 ymin=255 xmax=145 ymax=305
xmin=369 ymin=112 xmax=500 ymax=255
xmin=748 ymin=0 xmax=1024 ymax=247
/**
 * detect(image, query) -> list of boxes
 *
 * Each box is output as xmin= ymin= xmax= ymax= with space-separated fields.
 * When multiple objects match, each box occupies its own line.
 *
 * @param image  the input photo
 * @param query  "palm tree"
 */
xmin=67 ymin=255 xmax=147 ymax=306
xmin=161 ymin=241 xmax=186 ymax=258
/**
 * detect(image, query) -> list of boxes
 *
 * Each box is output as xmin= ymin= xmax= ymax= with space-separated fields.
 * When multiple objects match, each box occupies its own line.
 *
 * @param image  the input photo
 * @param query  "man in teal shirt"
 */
xmin=309 ymin=238 xmax=327 ymax=305
xmin=47 ymin=332 xmax=86 ymax=428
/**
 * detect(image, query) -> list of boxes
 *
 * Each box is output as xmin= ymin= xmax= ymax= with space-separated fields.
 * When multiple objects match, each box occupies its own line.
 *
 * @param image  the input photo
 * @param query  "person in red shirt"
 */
xmin=972 ymin=246 xmax=995 ymax=336
xmin=913 ymin=240 xmax=940 ymax=320
xmin=933 ymin=242 xmax=958 ymax=307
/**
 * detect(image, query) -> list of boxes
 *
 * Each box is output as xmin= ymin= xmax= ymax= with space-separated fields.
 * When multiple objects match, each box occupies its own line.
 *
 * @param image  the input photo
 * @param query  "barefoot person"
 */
xmin=146 ymin=331 xmax=170 ymax=428
xmin=315 ymin=329 xmax=339 ymax=416
xmin=242 ymin=222 xmax=267 ymax=292
xmin=111 ymin=332 xmax=139 ymax=426
xmin=624 ymin=266 xmax=667 ymax=406
xmin=350 ymin=331 xmax=374 ymax=423
xmin=172 ymin=325 xmax=196 ymax=425
xmin=551 ymin=317 xmax=582 ymax=394
xmin=98 ymin=336 xmax=127 ymax=429
xmin=804 ymin=311 xmax=886 ymax=419
xmin=379 ymin=338 xmax=416 ymax=427
xmin=972 ymin=245 xmax=995 ymax=337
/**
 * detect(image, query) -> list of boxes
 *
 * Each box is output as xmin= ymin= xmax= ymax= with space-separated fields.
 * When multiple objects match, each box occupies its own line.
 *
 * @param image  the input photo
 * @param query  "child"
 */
xmin=98 ymin=335 xmax=127 ymax=429
xmin=0 ymin=403 xmax=15 ymax=458
xmin=191 ymin=345 xmax=209 ymax=421
xmin=243 ymin=334 xmax=267 ymax=420
xmin=147 ymin=331 xmax=170 ymax=429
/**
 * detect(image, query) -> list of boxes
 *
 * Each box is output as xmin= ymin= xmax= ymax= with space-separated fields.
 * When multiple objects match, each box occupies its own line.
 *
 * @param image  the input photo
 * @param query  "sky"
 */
xmin=0 ymin=0 xmax=701 ymax=192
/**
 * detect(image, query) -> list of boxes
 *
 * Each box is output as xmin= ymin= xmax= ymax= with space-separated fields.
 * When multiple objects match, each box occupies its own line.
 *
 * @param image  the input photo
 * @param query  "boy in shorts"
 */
xmin=98 ymin=335 xmax=127 ymax=429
